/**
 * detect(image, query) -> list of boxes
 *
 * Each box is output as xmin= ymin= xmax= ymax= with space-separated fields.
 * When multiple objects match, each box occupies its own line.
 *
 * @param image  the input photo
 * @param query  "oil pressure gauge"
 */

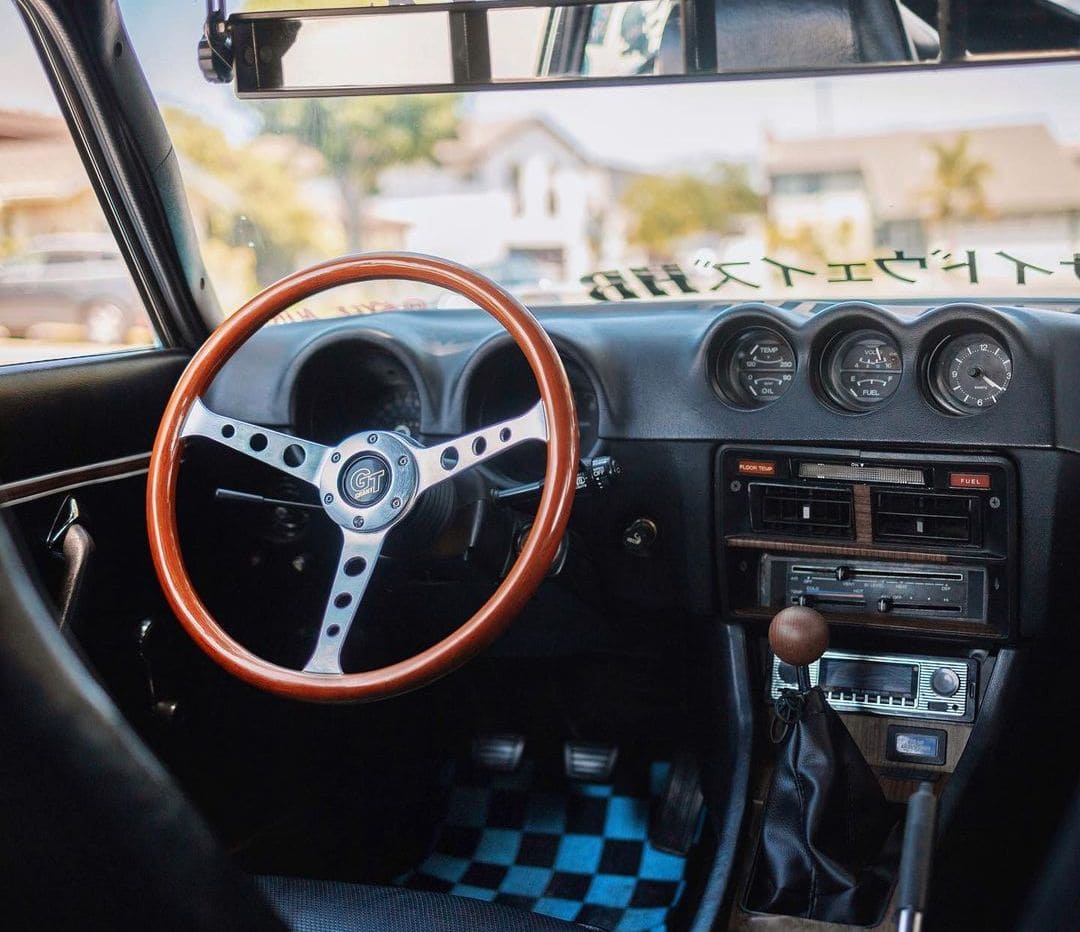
xmin=716 ymin=326 xmax=796 ymax=408
xmin=930 ymin=333 xmax=1012 ymax=413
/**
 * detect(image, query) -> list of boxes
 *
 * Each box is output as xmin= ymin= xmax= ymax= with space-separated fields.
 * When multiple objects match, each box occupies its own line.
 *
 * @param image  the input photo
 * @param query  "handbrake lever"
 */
xmin=896 ymin=782 xmax=937 ymax=932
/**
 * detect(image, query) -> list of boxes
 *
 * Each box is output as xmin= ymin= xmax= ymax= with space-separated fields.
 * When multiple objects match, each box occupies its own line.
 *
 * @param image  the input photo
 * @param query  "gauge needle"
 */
xmin=981 ymin=375 xmax=1005 ymax=392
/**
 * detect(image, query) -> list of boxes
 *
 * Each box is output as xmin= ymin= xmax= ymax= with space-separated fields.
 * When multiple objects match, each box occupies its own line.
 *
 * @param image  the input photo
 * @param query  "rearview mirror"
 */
xmin=198 ymin=0 xmax=1080 ymax=98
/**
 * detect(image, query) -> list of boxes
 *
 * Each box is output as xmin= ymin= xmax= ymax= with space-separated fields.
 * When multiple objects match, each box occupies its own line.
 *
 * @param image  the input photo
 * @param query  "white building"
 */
xmin=368 ymin=117 xmax=635 ymax=294
xmin=765 ymin=123 xmax=1080 ymax=296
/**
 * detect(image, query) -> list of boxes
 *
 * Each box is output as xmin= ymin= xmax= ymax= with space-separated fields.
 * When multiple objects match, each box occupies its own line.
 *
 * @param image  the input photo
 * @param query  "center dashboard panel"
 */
xmin=717 ymin=445 xmax=1016 ymax=640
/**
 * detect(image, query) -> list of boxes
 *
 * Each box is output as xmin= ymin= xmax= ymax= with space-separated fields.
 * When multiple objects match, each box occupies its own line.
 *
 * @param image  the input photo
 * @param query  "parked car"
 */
xmin=0 ymin=233 xmax=144 ymax=342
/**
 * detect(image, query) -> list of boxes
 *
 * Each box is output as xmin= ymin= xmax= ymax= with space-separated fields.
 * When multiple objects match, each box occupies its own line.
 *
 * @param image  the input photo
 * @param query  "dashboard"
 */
xmin=202 ymin=297 xmax=1080 ymax=650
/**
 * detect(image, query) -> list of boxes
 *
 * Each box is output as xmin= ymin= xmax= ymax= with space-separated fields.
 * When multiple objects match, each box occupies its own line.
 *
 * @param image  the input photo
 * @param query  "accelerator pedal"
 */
xmin=471 ymin=733 xmax=525 ymax=773
xmin=650 ymin=748 xmax=704 ymax=855
xmin=563 ymin=741 xmax=619 ymax=783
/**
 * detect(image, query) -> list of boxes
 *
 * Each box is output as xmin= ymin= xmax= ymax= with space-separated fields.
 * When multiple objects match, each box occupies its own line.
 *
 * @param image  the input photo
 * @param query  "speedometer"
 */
xmin=930 ymin=334 xmax=1012 ymax=413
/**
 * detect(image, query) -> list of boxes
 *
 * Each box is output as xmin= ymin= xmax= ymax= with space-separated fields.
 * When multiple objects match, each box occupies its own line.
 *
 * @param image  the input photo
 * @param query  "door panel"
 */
xmin=0 ymin=350 xmax=189 ymax=680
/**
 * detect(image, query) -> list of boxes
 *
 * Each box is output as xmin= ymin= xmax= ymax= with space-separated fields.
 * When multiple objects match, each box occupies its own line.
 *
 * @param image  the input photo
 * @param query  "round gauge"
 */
xmin=366 ymin=385 xmax=422 ymax=437
xmin=717 ymin=327 xmax=796 ymax=408
xmin=930 ymin=333 xmax=1012 ymax=413
xmin=823 ymin=330 xmax=903 ymax=411
xmin=468 ymin=351 xmax=600 ymax=482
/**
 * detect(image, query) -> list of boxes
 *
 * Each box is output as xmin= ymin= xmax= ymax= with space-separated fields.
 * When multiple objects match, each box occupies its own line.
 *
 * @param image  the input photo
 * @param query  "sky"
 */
xmin=1 ymin=0 xmax=1079 ymax=170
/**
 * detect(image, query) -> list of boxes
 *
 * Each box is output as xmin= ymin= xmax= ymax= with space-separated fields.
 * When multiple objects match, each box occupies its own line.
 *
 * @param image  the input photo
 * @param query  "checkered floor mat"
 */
xmin=397 ymin=759 xmax=688 ymax=931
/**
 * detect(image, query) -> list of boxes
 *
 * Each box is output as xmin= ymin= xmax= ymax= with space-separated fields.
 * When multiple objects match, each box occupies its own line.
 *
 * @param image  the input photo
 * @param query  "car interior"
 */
xmin=1 ymin=0 xmax=1080 ymax=930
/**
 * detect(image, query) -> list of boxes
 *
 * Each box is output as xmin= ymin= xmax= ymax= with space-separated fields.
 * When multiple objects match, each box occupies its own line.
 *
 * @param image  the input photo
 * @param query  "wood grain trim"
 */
xmin=853 ymin=482 xmax=872 ymax=543
xmin=725 ymin=535 xmax=950 ymax=564
xmin=0 ymin=453 xmax=150 ymax=509
xmin=147 ymin=253 xmax=578 ymax=703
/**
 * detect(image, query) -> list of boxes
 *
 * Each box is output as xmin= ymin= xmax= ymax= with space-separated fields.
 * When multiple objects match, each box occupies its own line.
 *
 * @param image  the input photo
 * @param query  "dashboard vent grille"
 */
xmin=750 ymin=483 xmax=854 ymax=539
xmin=873 ymin=491 xmax=981 ymax=545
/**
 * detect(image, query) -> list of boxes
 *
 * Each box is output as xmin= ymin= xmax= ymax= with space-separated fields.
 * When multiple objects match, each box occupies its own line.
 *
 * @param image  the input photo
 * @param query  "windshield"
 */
xmin=121 ymin=4 xmax=1080 ymax=318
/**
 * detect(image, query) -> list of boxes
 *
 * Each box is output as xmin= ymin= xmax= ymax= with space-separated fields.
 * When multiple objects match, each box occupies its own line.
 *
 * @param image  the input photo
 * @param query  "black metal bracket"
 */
xmin=199 ymin=0 xmax=234 ymax=84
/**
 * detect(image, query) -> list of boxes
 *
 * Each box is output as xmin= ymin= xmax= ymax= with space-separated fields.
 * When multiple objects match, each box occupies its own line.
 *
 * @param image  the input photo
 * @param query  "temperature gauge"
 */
xmin=717 ymin=327 xmax=797 ymax=408
xmin=824 ymin=330 xmax=903 ymax=411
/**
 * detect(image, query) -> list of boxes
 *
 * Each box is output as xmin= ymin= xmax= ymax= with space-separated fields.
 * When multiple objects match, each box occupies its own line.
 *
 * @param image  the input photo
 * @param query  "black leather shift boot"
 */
xmin=744 ymin=688 xmax=901 ymax=925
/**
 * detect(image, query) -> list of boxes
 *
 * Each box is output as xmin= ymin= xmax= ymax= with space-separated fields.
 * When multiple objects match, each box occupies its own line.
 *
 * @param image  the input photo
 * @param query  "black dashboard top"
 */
xmin=204 ymin=299 xmax=1080 ymax=456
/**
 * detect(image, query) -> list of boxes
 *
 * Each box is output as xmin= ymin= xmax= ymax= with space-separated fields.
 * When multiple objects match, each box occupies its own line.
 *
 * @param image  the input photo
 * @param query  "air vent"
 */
xmin=873 ymin=491 xmax=981 ymax=545
xmin=750 ymin=483 xmax=854 ymax=539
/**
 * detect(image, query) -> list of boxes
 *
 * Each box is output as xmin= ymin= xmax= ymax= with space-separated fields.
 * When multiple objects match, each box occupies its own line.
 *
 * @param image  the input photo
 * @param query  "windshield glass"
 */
xmin=120 ymin=3 xmax=1080 ymax=318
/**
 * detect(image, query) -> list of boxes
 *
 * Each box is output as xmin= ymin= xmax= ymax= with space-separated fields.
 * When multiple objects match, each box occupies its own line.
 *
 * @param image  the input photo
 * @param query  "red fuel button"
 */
xmin=949 ymin=472 xmax=991 ymax=490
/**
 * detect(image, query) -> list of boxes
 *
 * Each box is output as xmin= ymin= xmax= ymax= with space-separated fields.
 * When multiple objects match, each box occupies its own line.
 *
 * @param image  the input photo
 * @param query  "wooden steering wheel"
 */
xmin=147 ymin=254 xmax=579 ymax=702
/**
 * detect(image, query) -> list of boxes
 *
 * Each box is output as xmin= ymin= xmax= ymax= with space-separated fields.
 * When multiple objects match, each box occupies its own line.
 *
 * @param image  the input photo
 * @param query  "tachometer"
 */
xmin=823 ymin=330 xmax=902 ymax=411
xmin=930 ymin=334 xmax=1012 ymax=413
xmin=717 ymin=327 xmax=797 ymax=408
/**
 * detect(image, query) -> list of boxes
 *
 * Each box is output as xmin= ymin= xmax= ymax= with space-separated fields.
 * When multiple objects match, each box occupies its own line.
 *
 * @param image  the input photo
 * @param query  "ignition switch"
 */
xmin=622 ymin=517 xmax=658 ymax=556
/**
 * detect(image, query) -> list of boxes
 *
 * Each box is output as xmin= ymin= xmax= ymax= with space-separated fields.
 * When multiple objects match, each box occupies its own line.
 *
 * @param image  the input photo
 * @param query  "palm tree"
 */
xmin=923 ymin=134 xmax=993 ymax=223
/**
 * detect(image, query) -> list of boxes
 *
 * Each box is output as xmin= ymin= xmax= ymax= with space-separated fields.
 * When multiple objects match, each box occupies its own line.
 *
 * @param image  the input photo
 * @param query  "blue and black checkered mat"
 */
xmin=396 ymin=759 xmax=688 ymax=931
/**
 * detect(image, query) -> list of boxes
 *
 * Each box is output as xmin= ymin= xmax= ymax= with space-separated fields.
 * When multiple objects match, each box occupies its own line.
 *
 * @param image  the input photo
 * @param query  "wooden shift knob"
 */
xmin=769 ymin=606 xmax=829 ymax=667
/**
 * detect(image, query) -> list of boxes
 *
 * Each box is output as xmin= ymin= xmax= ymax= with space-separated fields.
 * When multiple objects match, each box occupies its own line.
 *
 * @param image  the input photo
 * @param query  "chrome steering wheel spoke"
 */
xmin=303 ymin=528 xmax=386 ymax=675
xmin=414 ymin=401 xmax=547 ymax=493
xmin=181 ymin=398 xmax=328 ymax=488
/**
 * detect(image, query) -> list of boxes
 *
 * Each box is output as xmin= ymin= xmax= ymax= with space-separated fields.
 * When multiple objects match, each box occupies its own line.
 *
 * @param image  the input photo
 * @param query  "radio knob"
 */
xmin=835 ymin=565 xmax=852 ymax=581
xmin=876 ymin=596 xmax=893 ymax=613
xmin=931 ymin=667 xmax=960 ymax=697
xmin=796 ymin=594 xmax=815 ymax=608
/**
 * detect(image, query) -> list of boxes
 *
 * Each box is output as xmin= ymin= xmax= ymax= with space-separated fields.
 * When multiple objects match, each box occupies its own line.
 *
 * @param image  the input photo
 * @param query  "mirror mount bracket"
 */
xmin=199 ymin=0 xmax=234 ymax=84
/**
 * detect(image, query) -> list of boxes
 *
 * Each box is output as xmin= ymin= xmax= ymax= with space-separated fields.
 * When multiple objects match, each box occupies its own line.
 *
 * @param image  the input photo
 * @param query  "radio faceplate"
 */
xmin=769 ymin=650 xmax=977 ymax=722
xmin=762 ymin=556 xmax=988 ymax=623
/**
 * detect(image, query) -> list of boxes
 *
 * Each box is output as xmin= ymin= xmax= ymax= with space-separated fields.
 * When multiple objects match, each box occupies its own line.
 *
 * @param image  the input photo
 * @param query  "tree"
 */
xmin=255 ymin=96 xmax=460 ymax=252
xmin=923 ymin=134 xmax=993 ymax=223
xmin=621 ymin=164 xmax=762 ymax=259
xmin=163 ymin=107 xmax=336 ymax=289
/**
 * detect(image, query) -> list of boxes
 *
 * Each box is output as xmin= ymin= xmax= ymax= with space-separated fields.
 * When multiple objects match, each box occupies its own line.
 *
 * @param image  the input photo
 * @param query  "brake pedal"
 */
xmin=471 ymin=733 xmax=525 ymax=773
xmin=649 ymin=749 xmax=704 ymax=855
xmin=563 ymin=741 xmax=619 ymax=783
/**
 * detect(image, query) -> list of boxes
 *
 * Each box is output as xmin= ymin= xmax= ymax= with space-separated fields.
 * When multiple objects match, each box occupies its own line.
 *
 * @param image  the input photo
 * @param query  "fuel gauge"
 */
xmin=824 ymin=330 xmax=903 ymax=411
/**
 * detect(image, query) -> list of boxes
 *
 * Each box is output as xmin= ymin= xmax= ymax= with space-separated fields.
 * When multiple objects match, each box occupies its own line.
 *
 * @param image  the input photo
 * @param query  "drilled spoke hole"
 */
xmin=326 ymin=624 xmax=341 ymax=637
xmin=344 ymin=557 xmax=366 ymax=577
xmin=499 ymin=428 xmax=512 ymax=442
xmin=440 ymin=447 xmax=459 ymax=470
xmin=472 ymin=437 xmax=487 ymax=456
xmin=221 ymin=424 xmax=235 ymax=439
xmin=249 ymin=433 xmax=268 ymax=452
xmin=333 ymin=593 xmax=352 ymax=609
xmin=283 ymin=444 xmax=306 ymax=467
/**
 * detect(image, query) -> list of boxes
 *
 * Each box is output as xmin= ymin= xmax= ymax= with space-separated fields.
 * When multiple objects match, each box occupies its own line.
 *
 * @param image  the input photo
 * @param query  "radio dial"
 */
xmin=931 ymin=667 xmax=961 ymax=697
xmin=876 ymin=596 xmax=893 ymax=613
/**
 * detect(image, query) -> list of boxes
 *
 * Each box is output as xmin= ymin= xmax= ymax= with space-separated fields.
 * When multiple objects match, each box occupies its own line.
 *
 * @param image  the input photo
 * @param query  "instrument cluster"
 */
xmin=710 ymin=304 xmax=1014 ymax=417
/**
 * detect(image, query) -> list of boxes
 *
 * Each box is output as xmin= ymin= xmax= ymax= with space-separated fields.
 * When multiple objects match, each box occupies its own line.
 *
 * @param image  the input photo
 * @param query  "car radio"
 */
xmin=768 ymin=649 xmax=977 ymax=722
xmin=761 ymin=556 xmax=987 ymax=623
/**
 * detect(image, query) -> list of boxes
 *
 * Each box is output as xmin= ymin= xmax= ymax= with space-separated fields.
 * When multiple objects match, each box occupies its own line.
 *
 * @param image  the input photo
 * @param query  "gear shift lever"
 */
xmin=768 ymin=605 xmax=828 ymax=692
xmin=745 ymin=606 xmax=901 ymax=925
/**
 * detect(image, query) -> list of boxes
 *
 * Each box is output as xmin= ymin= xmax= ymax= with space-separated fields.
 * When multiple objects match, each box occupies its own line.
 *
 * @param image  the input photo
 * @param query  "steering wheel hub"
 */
xmin=321 ymin=431 xmax=420 ymax=532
